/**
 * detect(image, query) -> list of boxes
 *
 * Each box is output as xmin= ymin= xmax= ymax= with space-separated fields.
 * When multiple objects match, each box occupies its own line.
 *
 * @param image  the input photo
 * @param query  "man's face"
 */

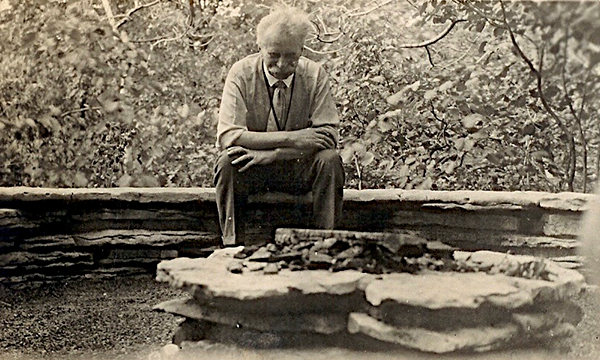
xmin=260 ymin=34 xmax=303 ymax=80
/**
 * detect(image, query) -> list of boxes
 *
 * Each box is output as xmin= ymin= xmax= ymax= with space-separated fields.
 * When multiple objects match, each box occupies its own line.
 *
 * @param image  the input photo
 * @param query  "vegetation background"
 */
xmin=1 ymin=0 xmax=599 ymax=193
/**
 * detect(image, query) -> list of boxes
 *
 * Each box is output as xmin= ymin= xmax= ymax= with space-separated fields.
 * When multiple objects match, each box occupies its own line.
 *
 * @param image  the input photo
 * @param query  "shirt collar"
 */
xmin=263 ymin=61 xmax=294 ymax=88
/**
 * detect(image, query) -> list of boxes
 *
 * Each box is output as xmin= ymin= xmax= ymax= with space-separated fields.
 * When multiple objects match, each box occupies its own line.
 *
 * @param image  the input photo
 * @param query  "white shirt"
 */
xmin=262 ymin=62 xmax=294 ymax=88
xmin=263 ymin=62 xmax=293 ymax=131
xmin=216 ymin=54 xmax=340 ymax=149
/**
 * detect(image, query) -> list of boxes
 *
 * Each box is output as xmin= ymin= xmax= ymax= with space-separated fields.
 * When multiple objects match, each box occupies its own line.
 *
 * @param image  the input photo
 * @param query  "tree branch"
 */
xmin=115 ymin=0 xmax=162 ymax=29
xmin=387 ymin=19 xmax=465 ymax=67
xmin=405 ymin=0 xmax=420 ymax=11
xmin=455 ymin=0 xmax=505 ymax=27
xmin=304 ymin=44 xmax=351 ymax=55
xmin=347 ymin=0 xmax=396 ymax=17
xmin=310 ymin=31 xmax=344 ymax=44
xmin=500 ymin=0 xmax=575 ymax=191
xmin=441 ymin=32 xmax=482 ymax=69
xmin=561 ymin=24 xmax=589 ymax=192
xmin=308 ymin=17 xmax=344 ymax=44
xmin=425 ymin=46 xmax=434 ymax=66
xmin=397 ymin=19 xmax=466 ymax=48
xmin=568 ymin=101 xmax=588 ymax=191
xmin=101 ymin=0 xmax=116 ymax=31
xmin=150 ymin=26 xmax=191 ymax=49
xmin=430 ymin=102 xmax=449 ymax=145
xmin=61 ymin=106 xmax=102 ymax=117
xmin=354 ymin=155 xmax=363 ymax=190
xmin=131 ymin=17 xmax=193 ymax=47
xmin=499 ymin=3 xmax=537 ymax=79
xmin=309 ymin=13 xmax=345 ymax=44
xmin=316 ymin=14 xmax=328 ymax=34
xmin=131 ymin=34 xmax=168 ymax=43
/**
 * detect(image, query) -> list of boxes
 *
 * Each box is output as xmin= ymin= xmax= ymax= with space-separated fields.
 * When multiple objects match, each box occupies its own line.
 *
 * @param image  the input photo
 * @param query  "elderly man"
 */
xmin=214 ymin=6 xmax=344 ymax=246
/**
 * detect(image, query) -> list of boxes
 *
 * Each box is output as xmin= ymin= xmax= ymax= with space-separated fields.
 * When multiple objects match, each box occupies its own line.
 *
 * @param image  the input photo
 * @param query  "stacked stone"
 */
xmin=0 ymin=206 xmax=220 ymax=283
xmin=0 ymin=188 xmax=594 ymax=283
xmin=0 ymin=208 xmax=96 ymax=283
xmin=154 ymin=229 xmax=585 ymax=354
xmin=0 ymin=188 xmax=226 ymax=283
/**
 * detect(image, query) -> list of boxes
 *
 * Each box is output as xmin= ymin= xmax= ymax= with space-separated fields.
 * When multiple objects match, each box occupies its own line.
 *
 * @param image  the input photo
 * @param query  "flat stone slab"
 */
xmin=348 ymin=312 xmax=518 ymax=353
xmin=0 ymin=187 xmax=217 ymax=203
xmin=392 ymin=210 xmax=520 ymax=231
xmin=499 ymin=235 xmax=578 ymax=251
xmin=363 ymin=250 xmax=584 ymax=310
xmin=157 ymin=247 xmax=373 ymax=301
xmin=73 ymin=230 xmax=219 ymax=247
xmin=0 ymin=187 xmax=593 ymax=211
xmin=0 ymin=251 xmax=93 ymax=267
xmin=347 ymin=312 xmax=575 ymax=354
xmin=156 ymin=247 xmax=585 ymax=353
xmin=0 ymin=209 xmax=23 ymax=227
xmin=154 ymin=298 xmax=346 ymax=334
xmin=454 ymin=251 xmax=585 ymax=297
xmin=364 ymin=270 xmax=582 ymax=310
xmin=18 ymin=234 xmax=78 ymax=250
xmin=158 ymin=248 xmax=584 ymax=309
xmin=367 ymin=296 xmax=582 ymax=332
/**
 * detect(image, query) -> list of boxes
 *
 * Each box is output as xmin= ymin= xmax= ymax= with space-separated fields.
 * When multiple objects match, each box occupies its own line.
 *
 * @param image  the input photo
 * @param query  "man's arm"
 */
xmin=227 ymin=129 xmax=334 ymax=172
xmin=217 ymin=68 xmax=335 ymax=152
xmin=219 ymin=59 xmax=338 ymax=164
xmin=234 ymin=126 xmax=336 ymax=151
xmin=217 ymin=66 xmax=249 ymax=149
xmin=227 ymin=146 xmax=317 ymax=173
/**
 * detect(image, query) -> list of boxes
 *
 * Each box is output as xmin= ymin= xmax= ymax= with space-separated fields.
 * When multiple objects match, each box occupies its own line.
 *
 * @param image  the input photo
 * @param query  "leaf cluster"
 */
xmin=1 ymin=0 xmax=599 ymax=193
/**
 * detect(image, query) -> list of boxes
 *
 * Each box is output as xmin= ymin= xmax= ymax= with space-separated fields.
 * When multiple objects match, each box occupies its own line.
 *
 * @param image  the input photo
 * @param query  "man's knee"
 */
xmin=314 ymin=149 xmax=342 ymax=168
xmin=312 ymin=149 xmax=345 ymax=187
xmin=214 ymin=151 xmax=235 ymax=185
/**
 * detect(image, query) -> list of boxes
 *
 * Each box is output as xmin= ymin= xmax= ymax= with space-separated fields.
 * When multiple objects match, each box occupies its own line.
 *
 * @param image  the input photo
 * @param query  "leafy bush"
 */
xmin=1 ymin=0 xmax=599 ymax=192
xmin=0 ymin=0 xmax=227 ymax=187
xmin=328 ymin=0 xmax=600 ymax=192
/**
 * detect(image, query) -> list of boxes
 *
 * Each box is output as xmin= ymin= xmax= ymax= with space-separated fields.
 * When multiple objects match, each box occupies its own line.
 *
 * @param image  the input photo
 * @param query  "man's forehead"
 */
xmin=260 ymin=34 xmax=303 ymax=51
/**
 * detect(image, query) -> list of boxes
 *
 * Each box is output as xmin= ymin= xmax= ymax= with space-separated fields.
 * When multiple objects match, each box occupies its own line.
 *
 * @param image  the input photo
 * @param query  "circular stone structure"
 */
xmin=155 ymin=233 xmax=585 ymax=354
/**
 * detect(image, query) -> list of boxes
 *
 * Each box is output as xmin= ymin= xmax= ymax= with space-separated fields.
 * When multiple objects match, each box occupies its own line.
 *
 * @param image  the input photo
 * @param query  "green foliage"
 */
xmin=0 ymin=0 xmax=241 ymax=187
xmin=1 ymin=0 xmax=599 ymax=192
xmin=328 ymin=0 xmax=600 ymax=192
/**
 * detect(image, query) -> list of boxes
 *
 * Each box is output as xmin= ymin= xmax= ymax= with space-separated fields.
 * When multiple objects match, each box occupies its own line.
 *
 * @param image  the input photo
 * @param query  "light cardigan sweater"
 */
xmin=216 ymin=53 xmax=340 ymax=150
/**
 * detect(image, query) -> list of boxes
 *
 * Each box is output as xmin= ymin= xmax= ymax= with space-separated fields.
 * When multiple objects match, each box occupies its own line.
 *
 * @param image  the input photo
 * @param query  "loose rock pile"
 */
xmin=231 ymin=229 xmax=552 ymax=281
xmin=155 ymin=229 xmax=586 ymax=353
xmin=230 ymin=229 xmax=453 ymax=275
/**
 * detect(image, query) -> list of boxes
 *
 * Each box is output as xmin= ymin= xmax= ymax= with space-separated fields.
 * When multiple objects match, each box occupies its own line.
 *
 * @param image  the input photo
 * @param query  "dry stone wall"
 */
xmin=0 ymin=187 xmax=594 ymax=284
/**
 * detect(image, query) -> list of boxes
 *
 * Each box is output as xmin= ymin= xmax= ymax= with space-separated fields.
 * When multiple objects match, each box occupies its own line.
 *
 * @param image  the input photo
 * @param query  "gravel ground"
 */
xmin=0 ymin=274 xmax=599 ymax=360
xmin=0 ymin=274 xmax=187 ymax=360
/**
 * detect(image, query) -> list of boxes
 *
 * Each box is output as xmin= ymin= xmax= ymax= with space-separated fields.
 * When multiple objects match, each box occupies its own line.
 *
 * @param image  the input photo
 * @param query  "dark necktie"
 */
xmin=273 ymin=81 xmax=287 ymax=129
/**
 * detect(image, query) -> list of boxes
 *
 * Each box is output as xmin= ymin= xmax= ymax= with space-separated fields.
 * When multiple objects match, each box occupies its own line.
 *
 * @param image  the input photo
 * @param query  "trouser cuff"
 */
xmin=222 ymin=235 xmax=237 ymax=246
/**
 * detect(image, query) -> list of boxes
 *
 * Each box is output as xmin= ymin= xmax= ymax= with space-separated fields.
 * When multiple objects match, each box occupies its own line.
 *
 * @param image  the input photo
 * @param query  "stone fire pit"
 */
xmin=154 ymin=229 xmax=585 ymax=354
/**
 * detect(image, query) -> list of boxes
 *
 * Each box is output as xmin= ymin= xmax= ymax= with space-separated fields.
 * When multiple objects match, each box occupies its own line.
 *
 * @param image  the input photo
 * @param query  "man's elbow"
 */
xmin=217 ymin=129 xmax=244 ymax=150
xmin=318 ymin=125 xmax=339 ymax=149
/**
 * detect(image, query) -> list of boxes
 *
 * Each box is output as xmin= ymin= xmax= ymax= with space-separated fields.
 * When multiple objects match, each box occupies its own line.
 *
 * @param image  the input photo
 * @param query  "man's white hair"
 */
xmin=256 ymin=6 xmax=313 ymax=47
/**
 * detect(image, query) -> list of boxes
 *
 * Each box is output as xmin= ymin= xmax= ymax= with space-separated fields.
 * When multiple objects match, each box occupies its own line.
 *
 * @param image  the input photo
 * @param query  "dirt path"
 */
xmin=0 ymin=274 xmax=598 ymax=360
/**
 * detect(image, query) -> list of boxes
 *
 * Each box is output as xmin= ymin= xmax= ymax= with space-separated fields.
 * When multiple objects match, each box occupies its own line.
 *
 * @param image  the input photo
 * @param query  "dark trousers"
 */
xmin=214 ymin=149 xmax=345 ymax=245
